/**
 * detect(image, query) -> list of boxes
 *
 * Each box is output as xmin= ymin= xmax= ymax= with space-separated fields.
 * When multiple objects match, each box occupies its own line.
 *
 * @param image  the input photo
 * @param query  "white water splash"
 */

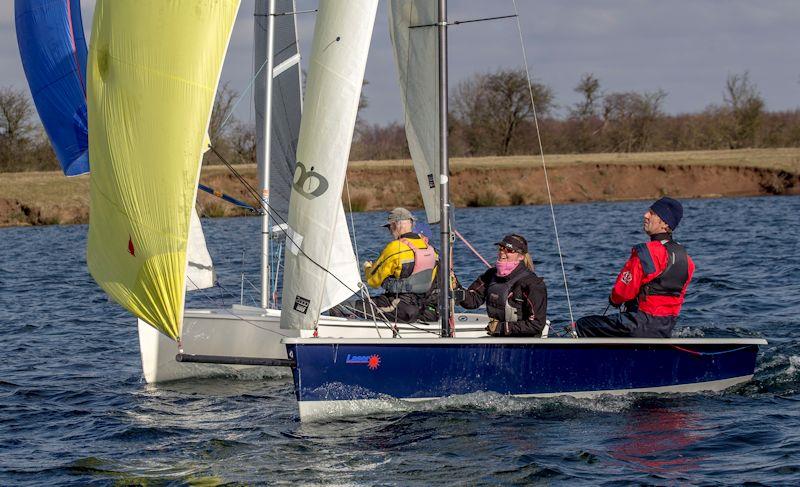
xmin=302 ymin=389 xmax=638 ymax=421
xmin=674 ymin=326 xmax=706 ymax=338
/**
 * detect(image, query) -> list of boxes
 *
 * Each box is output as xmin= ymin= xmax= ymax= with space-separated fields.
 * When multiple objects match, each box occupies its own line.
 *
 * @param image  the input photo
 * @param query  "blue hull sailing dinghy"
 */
xmin=280 ymin=0 xmax=766 ymax=420
xmin=285 ymin=337 xmax=764 ymax=419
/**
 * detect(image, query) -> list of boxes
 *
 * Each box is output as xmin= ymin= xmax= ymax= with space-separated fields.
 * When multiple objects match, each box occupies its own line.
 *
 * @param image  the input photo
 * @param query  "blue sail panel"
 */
xmin=15 ymin=0 xmax=89 ymax=176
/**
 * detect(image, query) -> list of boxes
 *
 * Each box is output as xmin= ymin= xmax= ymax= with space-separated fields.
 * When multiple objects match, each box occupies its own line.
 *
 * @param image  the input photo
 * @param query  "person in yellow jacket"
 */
xmin=330 ymin=208 xmax=439 ymax=323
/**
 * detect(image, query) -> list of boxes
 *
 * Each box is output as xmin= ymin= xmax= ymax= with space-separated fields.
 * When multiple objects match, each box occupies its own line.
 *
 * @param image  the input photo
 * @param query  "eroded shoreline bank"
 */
xmin=1 ymin=149 xmax=798 ymax=227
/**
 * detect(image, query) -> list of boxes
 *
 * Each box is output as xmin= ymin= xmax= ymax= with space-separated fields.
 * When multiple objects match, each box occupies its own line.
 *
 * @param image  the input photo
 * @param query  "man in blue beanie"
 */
xmin=573 ymin=197 xmax=695 ymax=338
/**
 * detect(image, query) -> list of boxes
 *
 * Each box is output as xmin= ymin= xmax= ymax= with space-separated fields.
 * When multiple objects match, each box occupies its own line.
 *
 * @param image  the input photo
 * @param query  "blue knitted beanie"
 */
xmin=650 ymin=197 xmax=683 ymax=230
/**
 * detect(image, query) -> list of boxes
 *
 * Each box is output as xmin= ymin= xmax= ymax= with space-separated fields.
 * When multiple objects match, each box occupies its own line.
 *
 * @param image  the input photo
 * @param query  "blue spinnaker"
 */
xmin=15 ymin=0 xmax=89 ymax=176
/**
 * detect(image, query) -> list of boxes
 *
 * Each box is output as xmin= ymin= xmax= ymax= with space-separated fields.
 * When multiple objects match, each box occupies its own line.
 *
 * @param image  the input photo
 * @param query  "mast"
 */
xmin=258 ymin=0 xmax=277 ymax=309
xmin=437 ymin=0 xmax=451 ymax=337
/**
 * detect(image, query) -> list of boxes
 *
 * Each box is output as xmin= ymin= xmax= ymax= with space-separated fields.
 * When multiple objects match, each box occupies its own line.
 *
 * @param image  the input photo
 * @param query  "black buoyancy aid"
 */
xmin=642 ymin=240 xmax=689 ymax=297
xmin=382 ymin=238 xmax=437 ymax=294
xmin=485 ymin=267 xmax=529 ymax=322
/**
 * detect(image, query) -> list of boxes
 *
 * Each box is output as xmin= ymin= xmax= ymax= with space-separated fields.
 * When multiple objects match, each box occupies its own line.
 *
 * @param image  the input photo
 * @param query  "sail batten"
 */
xmin=87 ymin=0 xmax=239 ymax=340
xmin=388 ymin=0 xmax=441 ymax=224
xmin=280 ymin=0 xmax=378 ymax=330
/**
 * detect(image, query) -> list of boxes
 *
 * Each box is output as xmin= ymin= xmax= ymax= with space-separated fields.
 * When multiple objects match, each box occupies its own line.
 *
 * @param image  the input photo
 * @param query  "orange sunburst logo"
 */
xmin=367 ymin=354 xmax=381 ymax=370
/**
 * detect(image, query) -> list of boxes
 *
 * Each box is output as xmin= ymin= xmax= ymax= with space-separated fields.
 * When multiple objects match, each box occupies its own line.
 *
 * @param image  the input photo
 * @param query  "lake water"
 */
xmin=1 ymin=196 xmax=799 ymax=485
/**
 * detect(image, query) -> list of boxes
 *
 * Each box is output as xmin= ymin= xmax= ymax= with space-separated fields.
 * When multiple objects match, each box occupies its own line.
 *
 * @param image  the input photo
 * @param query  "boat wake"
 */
xmin=745 ymin=352 xmax=800 ymax=396
xmin=299 ymin=388 xmax=644 ymax=422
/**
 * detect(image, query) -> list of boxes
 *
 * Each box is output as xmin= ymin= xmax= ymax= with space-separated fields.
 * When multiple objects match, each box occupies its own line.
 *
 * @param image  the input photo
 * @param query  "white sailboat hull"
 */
xmin=137 ymin=306 xmax=489 ymax=383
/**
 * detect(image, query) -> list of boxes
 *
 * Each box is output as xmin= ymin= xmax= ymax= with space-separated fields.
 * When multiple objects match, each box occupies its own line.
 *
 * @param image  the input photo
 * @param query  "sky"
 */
xmin=3 ymin=0 xmax=799 ymax=126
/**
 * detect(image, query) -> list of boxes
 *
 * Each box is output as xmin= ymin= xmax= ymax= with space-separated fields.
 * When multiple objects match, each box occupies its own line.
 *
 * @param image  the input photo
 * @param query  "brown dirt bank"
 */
xmin=1 ymin=148 xmax=798 ymax=227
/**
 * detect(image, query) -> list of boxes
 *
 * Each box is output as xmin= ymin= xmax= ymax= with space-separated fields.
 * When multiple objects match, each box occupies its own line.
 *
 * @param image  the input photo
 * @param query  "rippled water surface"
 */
xmin=1 ymin=196 xmax=799 ymax=485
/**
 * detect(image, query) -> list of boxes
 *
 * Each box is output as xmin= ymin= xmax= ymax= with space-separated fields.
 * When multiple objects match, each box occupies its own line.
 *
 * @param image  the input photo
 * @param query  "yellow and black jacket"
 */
xmin=365 ymin=232 xmax=438 ymax=293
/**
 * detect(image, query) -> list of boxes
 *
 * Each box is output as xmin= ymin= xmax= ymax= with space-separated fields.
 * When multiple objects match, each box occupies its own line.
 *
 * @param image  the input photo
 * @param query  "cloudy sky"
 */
xmin=4 ymin=1 xmax=799 ymax=125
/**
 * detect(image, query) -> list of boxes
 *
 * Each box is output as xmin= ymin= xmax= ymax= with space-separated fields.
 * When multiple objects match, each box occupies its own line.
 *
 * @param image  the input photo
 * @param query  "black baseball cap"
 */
xmin=494 ymin=234 xmax=528 ymax=253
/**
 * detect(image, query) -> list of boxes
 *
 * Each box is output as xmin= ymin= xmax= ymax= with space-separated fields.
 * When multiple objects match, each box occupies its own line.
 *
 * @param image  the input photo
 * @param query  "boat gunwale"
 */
xmin=283 ymin=337 xmax=767 ymax=345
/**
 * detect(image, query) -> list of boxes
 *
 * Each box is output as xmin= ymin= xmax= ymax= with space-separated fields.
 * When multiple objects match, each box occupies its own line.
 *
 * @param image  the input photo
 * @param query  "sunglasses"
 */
xmin=498 ymin=246 xmax=518 ymax=254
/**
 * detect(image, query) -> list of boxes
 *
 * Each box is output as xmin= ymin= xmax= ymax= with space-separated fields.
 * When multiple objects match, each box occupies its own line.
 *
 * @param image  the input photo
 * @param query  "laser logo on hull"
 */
xmin=346 ymin=354 xmax=381 ymax=370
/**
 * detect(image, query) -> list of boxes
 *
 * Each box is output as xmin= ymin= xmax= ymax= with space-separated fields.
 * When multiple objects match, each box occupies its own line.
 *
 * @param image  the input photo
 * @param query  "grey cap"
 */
xmin=382 ymin=207 xmax=415 ymax=227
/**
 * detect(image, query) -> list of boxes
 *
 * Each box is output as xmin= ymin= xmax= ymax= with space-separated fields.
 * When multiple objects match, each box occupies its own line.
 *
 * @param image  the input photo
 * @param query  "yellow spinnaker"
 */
xmin=87 ymin=0 xmax=240 ymax=340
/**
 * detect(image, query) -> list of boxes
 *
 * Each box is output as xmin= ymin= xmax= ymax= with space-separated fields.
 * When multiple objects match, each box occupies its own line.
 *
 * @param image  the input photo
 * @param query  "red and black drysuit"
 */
xmin=458 ymin=262 xmax=548 ymax=336
xmin=575 ymin=232 xmax=695 ymax=338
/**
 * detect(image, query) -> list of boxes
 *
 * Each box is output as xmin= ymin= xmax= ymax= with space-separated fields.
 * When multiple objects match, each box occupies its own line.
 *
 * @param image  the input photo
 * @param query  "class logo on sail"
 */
xmin=293 ymin=296 xmax=310 ymax=314
xmin=292 ymin=162 xmax=329 ymax=199
xmin=346 ymin=354 xmax=381 ymax=370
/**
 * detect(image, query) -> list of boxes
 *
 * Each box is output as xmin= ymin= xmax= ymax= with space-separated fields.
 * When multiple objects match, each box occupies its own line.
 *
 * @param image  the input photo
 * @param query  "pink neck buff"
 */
xmin=495 ymin=260 xmax=520 ymax=277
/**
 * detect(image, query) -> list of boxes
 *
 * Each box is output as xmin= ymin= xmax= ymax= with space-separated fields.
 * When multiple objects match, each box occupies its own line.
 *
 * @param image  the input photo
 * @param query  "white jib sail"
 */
xmin=185 ymin=208 xmax=215 ymax=291
xmin=280 ymin=0 xmax=378 ymax=330
xmin=388 ymin=0 xmax=440 ymax=224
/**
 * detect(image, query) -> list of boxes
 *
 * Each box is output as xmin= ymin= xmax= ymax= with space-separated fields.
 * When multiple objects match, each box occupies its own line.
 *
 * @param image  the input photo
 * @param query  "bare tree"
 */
xmin=723 ymin=71 xmax=764 ymax=149
xmin=354 ymin=79 xmax=370 ymax=139
xmin=0 ymin=86 xmax=35 ymax=141
xmin=0 ymin=86 xmax=39 ymax=171
xmin=570 ymin=73 xmax=601 ymax=119
xmin=601 ymin=89 xmax=667 ymax=152
xmin=351 ymin=122 xmax=409 ymax=161
xmin=230 ymin=120 xmax=256 ymax=165
xmin=453 ymin=68 xmax=554 ymax=156
xmin=207 ymin=82 xmax=238 ymax=145
xmin=568 ymin=73 xmax=603 ymax=152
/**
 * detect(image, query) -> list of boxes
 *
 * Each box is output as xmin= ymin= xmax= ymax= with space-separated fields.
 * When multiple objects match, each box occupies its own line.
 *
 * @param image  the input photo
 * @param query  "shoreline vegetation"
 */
xmin=1 ymin=148 xmax=798 ymax=228
xmin=3 ymin=69 xmax=799 ymax=227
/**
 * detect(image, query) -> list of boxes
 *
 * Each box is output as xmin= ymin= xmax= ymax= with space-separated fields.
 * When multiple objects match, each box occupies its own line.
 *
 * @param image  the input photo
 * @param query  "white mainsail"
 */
xmin=388 ymin=0 xmax=440 ymax=224
xmin=280 ymin=0 xmax=378 ymax=330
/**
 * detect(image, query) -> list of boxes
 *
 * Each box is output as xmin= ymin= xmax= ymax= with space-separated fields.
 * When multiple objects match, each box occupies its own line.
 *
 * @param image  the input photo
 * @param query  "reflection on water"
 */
xmin=607 ymin=407 xmax=709 ymax=477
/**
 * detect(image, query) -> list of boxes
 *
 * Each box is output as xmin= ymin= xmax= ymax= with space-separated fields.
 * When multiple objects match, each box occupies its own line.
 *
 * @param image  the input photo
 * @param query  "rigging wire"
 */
xmin=218 ymin=57 xmax=268 ymax=132
xmin=180 ymin=208 xmax=295 ymax=337
xmin=409 ymin=14 xmax=517 ymax=29
xmin=453 ymin=228 xmax=491 ymax=268
xmin=341 ymin=175 xmax=395 ymax=328
xmin=206 ymin=148 xmax=398 ymax=332
xmin=344 ymin=174 xmax=361 ymax=264
xmin=511 ymin=0 xmax=575 ymax=326
xmin=207 ymin=145 xmax=366 ymax=301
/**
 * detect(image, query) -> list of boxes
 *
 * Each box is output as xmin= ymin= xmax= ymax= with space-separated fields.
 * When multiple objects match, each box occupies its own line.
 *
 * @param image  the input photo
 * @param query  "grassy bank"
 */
xmin=1 ymin=148 xmax=798 ymax=227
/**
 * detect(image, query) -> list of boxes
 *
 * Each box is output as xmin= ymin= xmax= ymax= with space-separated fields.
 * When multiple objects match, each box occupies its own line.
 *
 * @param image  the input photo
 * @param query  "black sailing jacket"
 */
xmin=459 ymin=263 xmax=547 ymax=336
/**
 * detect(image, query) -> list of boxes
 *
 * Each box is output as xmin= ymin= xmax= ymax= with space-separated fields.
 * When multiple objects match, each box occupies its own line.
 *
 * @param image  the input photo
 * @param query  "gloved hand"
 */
xmin=486 ymin=319 xmax=503 ymax=336
xmin=453 ymin=288 xmax=466 ymax=303
xmin=608 ymin=295 xmax=620 ymax=308
xmin=362 ymin=260 xmax=373 ymax=272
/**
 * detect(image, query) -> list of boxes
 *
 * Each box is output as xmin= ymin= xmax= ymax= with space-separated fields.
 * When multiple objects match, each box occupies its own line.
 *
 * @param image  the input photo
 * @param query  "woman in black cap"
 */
xmin=455 ymin=234 xmax=547 ymax=336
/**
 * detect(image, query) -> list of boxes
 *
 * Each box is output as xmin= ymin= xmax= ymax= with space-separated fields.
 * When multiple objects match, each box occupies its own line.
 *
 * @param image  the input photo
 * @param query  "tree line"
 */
xmin=2 ymin=69 xmax=798 ymax=173
xmin=353 ymin=70 xmax=799 ymax=160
